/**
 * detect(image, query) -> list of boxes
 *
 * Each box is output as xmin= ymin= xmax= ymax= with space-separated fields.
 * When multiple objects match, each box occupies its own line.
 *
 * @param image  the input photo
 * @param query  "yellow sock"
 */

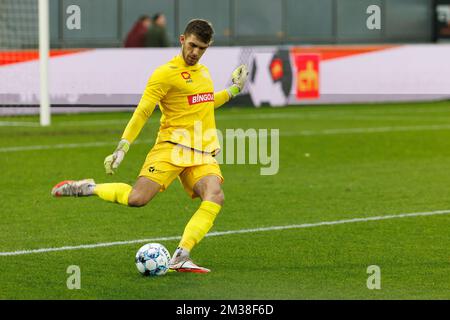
xmin=93 ymin=183 xmax=132 ymax=206
xmin=179 ymin=200 xmax=222 ymax=251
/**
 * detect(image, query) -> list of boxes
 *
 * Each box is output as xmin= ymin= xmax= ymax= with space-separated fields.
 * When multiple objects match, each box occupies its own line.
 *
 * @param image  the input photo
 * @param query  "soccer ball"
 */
xmin=135 ymin=243 xmax=171 ymax=276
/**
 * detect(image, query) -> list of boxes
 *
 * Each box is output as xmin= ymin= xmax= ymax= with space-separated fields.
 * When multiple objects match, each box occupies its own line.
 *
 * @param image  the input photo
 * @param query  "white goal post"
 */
xmin=39 ymin=0 xmax=50 ymax=126
xmin=0 ymin=0 xmax=51 ymax=125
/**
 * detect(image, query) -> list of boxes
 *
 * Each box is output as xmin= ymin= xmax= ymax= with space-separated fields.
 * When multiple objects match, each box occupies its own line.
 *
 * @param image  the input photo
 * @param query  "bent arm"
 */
xmin=214 ymin=89 xmax=231 ymax=109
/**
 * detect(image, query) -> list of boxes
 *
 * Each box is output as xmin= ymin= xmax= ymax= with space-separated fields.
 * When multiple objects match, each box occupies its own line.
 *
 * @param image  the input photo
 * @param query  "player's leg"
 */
xmin=178 ymin=175 xmax=224 ymax=250
xmin=52 ymin=142 xmax=181 ymax=207
xmin=95 ymin=177 xmax=161 ymax=207
xmin=51 ymin=177 xmax=161 ymax=207
xmin=170 ymin=164 xmax=224 ymax=273
xmin=192 ymin=175 xmax=224 ymax=205
xmin=180 ymin=175 xmax=224 ymax=247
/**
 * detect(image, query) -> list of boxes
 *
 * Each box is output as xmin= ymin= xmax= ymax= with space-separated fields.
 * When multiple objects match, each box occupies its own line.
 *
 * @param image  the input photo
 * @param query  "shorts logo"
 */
xmin=148 ymin=166 xmax=166 ymax=174
xmin=188 ymin=92 xmax=214 ymax=105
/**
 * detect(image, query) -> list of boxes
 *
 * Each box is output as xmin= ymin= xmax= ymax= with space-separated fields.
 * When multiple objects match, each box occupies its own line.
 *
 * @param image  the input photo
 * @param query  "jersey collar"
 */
xmin=173 ymin=54 xmax=199 ymax=69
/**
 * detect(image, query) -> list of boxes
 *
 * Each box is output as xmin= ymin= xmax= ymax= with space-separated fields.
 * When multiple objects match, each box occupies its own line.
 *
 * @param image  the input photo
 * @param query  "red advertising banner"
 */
xmin=294 ymin=53 xmax=320 ymax=99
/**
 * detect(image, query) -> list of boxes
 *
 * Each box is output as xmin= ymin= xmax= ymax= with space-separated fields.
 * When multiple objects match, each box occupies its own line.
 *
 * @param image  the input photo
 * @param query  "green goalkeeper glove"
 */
xmin=226 ymin=64 xmax=249 ymax=98
xmin=104 ymin=139 xmax=130 ymax=175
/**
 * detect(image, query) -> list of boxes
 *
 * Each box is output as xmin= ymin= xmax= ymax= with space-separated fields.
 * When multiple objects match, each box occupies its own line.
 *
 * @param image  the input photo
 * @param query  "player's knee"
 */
xmin=209 ymin=188 xmax=224 ymax=206
xmin=127 ymin=193 xmax=149 ymax=207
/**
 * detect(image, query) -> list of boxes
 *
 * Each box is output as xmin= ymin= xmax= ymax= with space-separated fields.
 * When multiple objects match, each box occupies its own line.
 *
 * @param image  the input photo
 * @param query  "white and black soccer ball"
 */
xmin=135 ymin=243 xmax=171 ymax=276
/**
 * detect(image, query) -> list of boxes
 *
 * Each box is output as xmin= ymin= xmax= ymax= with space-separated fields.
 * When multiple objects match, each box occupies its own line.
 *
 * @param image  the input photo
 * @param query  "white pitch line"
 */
xmin=0 ymin=209 xmax=449 ymax=257
xmin=46 ymin=114 xmax=450 ymax=125
xmin=2 ymin=123 xmax=450 ymax=153
xmin=49 ymin=110 xmax=450 ymax=124
xmin=3 ymin=106 xmax=450 ymax=127
xmin=0 ymin=139 xmax=154 ymax=153
xmin=0 ymin=121 xmax=40 ymax=127
xmin=0 ymin=141 xmax=117 ymax=152
xmin=281 ymin=124 xmax=450 ymax=136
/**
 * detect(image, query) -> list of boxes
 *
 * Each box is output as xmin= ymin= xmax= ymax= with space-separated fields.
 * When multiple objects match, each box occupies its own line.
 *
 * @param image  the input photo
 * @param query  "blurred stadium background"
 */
xmin=0 ymin=0 xmax=441 ymax=48
xmin=1 ymin=0 xmax=450 ymax=120
xmin=1 ymin=0 xmax=450 ymax=299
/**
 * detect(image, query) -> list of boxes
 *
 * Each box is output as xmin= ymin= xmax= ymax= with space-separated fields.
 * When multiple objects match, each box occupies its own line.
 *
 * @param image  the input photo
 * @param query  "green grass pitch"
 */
xmin=0 ymin=101 xmax=449 ymax=299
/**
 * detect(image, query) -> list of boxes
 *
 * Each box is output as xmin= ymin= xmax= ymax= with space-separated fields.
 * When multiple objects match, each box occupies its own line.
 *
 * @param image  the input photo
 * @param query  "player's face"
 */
xmin=180 ymin=34 xmax=209 ymax=66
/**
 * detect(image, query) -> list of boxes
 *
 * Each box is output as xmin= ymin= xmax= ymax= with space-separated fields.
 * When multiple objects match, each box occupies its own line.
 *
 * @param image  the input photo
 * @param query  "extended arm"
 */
xmin=104 ymin=68 xmax=169 ymax=175
xmin=121 ymin=97 xmax=157 ymax=144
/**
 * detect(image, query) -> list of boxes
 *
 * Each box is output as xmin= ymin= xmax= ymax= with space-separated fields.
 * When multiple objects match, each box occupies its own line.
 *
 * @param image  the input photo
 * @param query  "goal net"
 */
xmin=0 ymin=0 xmax=50 ymax=126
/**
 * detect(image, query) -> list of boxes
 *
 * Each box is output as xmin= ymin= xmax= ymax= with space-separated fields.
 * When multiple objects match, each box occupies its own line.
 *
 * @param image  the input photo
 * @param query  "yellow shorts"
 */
xmin=138 ymin=142 xmax=223 ymax=198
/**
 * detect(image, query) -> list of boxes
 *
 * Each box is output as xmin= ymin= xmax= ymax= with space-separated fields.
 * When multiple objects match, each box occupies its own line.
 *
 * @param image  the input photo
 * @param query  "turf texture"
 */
xmin=0 ymin=102 xmax=449 ymax=299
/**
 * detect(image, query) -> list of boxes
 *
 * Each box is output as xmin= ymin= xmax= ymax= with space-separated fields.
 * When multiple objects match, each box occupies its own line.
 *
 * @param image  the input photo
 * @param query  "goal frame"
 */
xmin=39 ymin=0 xmax=50 ymax=126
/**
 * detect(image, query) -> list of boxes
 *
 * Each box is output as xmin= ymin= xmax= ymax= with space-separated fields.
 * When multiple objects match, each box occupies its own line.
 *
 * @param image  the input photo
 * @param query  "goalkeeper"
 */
xmin=51 ymin=19 xmax=248 ymax=273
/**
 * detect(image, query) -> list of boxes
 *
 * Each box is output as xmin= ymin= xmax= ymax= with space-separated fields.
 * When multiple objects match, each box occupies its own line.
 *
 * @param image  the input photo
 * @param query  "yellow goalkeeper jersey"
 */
xmin=121 ymin=54 xmax=230 ymax=154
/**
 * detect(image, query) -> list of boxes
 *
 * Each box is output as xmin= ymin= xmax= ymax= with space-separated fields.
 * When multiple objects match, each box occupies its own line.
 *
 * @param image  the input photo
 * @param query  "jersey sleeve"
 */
xmin=214 ymin=89 xmax=231 ymax=109
xmin=121 ymin=67 xmax=171 ymax=143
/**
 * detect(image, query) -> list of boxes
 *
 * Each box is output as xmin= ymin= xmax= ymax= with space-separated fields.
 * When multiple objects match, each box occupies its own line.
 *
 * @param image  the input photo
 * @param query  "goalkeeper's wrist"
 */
xmin=226 ymin=84 xmax=240 ymax=99
xmin=116 ymin=139 xmax=130 ymax=153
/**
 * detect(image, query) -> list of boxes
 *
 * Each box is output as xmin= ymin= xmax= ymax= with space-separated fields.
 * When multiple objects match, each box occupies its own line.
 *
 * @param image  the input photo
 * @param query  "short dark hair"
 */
xmin=138 ymin=15 xmax=150 ymax=22
xmin=183 ymin=19 xmax=214 ymax=44
xmin=152 ymin=13 xmax=163 ymax=23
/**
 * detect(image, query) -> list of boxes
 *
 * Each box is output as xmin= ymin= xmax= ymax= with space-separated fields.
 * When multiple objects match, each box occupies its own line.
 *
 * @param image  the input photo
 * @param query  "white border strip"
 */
xmin=1 ymin=209 xmax=449 ymax=257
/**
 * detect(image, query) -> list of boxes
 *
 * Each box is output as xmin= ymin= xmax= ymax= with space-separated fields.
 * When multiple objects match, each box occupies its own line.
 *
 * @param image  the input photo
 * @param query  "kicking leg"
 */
xmin=127 ymin=177 xmax=161 ymax=207
xmin=52 ymin=177 xmax=161 ymax=207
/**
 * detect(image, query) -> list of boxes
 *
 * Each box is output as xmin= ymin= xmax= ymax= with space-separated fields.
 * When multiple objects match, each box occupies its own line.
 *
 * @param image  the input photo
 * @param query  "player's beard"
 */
xmin=182 ymin=45 xmax=198 ymax=66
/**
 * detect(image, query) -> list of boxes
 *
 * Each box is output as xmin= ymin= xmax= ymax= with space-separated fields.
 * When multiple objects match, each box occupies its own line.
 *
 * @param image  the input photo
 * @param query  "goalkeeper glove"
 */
xmin=104 ymin=139 xmax=130 ymax=175
xmin=226 ymin=64 xmax=249 ymax=98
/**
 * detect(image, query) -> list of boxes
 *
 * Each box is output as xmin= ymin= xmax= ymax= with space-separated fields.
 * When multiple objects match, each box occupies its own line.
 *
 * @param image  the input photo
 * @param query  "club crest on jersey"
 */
xmin=188 ymin=92 xmax=214 ymax=105
xmin=181 ymin=72 xmax=193 ymax=83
